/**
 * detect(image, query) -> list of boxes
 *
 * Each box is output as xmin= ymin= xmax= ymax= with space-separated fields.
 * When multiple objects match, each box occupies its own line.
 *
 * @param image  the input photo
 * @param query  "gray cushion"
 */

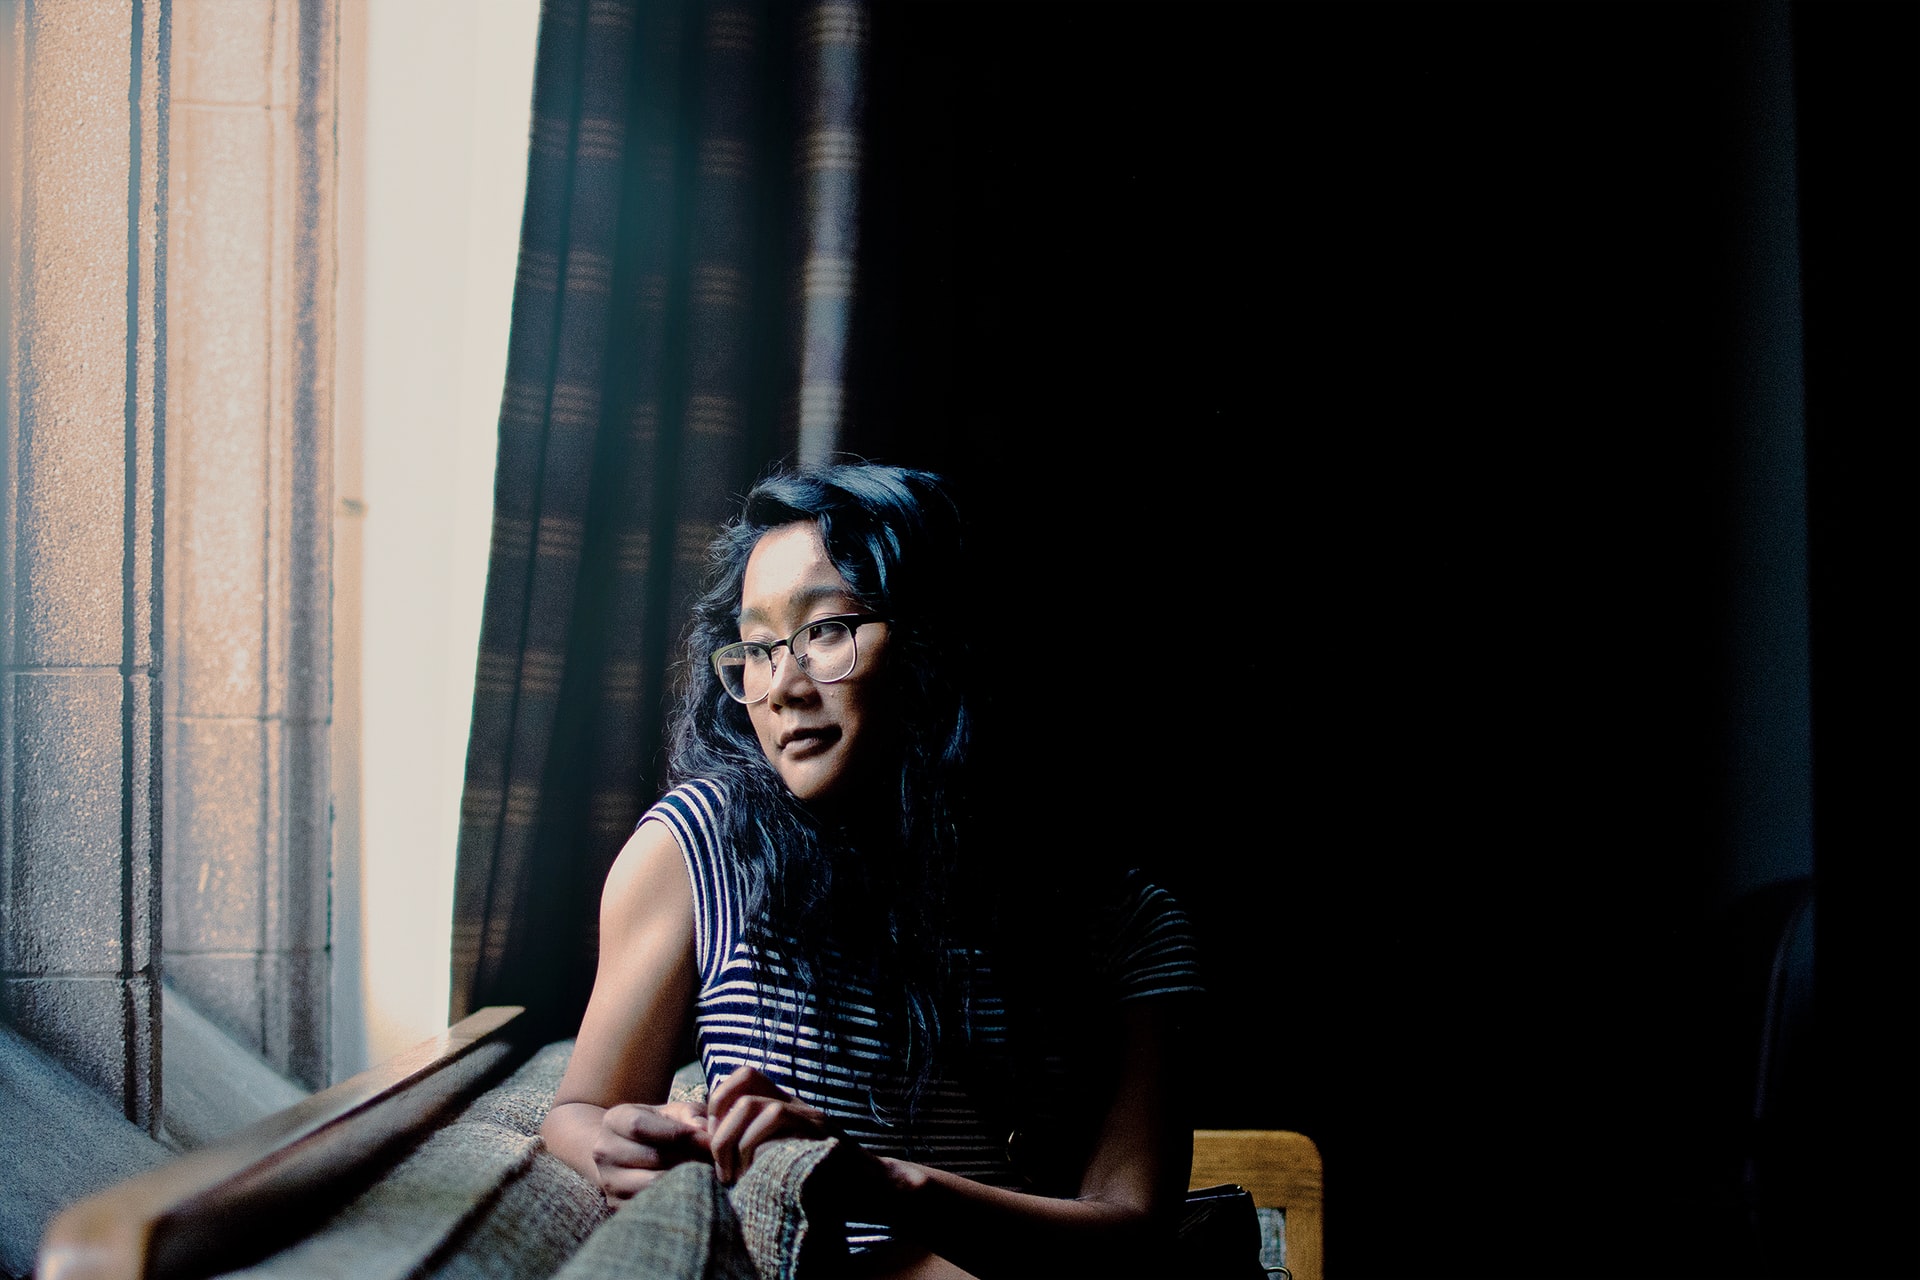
xmin=550 ymin=1161 xmax=757 ymax=1280
xmin=220 ymin=1040 xmax=606 ymax=1280
xmin=420 ymin=1150 xmax=618 ymax=1280
xmin=725 ymin=1137 xmax=843 ymax=1280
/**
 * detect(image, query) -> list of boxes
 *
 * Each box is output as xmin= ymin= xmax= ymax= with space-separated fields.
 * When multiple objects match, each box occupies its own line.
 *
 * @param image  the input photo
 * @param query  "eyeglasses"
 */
xmin=710 ymin=613 xmax=887 ymax=704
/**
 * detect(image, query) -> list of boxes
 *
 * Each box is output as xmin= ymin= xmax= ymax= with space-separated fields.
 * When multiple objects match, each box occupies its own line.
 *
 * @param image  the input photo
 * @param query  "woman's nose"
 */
xmin=764 ymin=644 xmax=815 ymax=704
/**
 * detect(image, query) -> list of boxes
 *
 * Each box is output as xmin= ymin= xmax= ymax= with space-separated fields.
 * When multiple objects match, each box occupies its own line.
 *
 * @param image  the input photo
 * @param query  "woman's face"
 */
xmin=737 ymin=522 xmax=892 ymax=805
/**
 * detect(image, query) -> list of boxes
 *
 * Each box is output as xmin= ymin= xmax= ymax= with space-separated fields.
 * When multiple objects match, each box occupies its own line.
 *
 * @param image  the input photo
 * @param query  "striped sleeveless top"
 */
xmin=641 ymin=778 xmax=1202 ymax=1249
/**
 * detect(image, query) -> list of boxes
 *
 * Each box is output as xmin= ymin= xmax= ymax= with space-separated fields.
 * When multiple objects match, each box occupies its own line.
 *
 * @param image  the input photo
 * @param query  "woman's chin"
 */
xmin=777 ymin=759 xmax=842 ymax=807
xmin=780 ymin=754 xmax=890 ymax=813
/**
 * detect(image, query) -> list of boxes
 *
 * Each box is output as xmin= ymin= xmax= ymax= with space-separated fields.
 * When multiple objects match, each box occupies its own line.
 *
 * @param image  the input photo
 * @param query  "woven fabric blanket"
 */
xmin=550 ymin=1137 xmax=840 ymax=1280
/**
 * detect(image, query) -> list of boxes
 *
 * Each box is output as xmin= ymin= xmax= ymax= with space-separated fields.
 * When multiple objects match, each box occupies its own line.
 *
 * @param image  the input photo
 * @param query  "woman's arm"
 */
xmin=879 ymin=998 xmax=1191 ymax=1276
xmin=706 ymin=999 xmax=1193 ymax=1277
xmin=541 ymin=820 xmax=709 ymax=1203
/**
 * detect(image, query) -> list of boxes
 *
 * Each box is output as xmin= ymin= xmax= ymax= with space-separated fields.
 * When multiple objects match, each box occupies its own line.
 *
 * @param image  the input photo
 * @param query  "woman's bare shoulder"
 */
xmin=598 ymin=817 xmax=693 ymax=940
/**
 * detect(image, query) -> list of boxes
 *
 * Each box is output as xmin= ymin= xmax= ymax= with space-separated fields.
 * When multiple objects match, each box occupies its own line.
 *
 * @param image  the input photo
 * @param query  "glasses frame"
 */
xmin=710 ymin=612 xmax=888 ymax=705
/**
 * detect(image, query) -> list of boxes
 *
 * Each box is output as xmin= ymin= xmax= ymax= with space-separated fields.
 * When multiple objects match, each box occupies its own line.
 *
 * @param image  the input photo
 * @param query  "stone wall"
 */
xmin=0 ymin=0 xmax=168 ymax=1133
xmin=162 ymin=0 xmax=335 ymax=1091
xmin=1 ymin=0 xmax=338 ymax=1129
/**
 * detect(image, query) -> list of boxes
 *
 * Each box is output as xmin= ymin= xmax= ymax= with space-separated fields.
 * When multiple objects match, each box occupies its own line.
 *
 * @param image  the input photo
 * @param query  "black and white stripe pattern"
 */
xmin=642 ymin=778 xmax=1202 ymax=1250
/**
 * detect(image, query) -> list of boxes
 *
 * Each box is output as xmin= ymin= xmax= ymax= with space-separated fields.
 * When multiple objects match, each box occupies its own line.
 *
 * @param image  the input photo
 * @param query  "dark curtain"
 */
xmin=842 ymin=4 xmax=1914 ymax=1278
xmin=450 ymin=0 xmax=867 ymax=1039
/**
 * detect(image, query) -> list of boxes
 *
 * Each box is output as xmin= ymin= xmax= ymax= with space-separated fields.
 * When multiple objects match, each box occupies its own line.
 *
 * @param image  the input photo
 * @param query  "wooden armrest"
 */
xmin=38 ymin=1005 xmax=531 ymax=1280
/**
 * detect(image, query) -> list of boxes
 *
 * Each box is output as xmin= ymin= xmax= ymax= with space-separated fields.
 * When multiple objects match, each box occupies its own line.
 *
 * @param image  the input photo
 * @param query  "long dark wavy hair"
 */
xmin=667 ymin=464 xmax=994 ymax=1115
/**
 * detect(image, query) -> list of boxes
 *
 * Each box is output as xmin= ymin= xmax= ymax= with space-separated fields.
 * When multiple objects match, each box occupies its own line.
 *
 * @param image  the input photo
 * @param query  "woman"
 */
xmin=543 ymin=465 xmax=1202 ymax=1278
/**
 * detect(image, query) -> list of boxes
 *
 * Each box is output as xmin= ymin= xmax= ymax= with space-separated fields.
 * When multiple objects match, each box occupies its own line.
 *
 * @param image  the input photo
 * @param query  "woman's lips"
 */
xmin=778 ymin=727 xmax=837 ymax=755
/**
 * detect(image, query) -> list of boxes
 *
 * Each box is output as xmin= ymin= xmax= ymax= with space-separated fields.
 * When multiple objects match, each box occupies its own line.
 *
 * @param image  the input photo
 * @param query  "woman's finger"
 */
xmin=709 ymin=1094 xmax=832 ymax=1183
xmin=597 ymin=1164 xmax=665 ymax=1204
xmin=605 ymin=1101 xmax=706 ymax=1144
xmin=658 ymin=1099 xmax=711 ymax=1128
xmin=709 ymin=1094 xmax=798 ymax=1183
xmin=591 ymin=1130 xmax=665 ymax=1171
xmin=706 ymin=1094 xmax=764 ymax=1183
xmin=593 ymin=1102 xmax=713 ymax=1197
xmin=707 ymin=1064 xmax=785 ymax=1117
xmin=733 ymin=1099 xmax=825 ymax=1170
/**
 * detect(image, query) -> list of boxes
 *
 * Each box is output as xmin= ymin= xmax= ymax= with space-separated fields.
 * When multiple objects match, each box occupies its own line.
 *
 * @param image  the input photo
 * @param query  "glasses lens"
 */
xmin=713 ymin=644 xmax=770 ymax=703
xmin=795 ymin=620 xmax=857 ymax=683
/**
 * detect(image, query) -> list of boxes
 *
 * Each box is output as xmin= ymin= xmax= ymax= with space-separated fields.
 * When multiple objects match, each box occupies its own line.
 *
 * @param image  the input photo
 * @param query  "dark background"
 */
xmin=840 ymin=4 xmax=1916 ymax=1276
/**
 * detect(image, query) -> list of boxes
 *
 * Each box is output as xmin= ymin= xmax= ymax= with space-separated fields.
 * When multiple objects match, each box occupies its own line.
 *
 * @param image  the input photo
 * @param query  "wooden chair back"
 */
xmin=1191 ymin=1128 xmax=1323 ymax=1280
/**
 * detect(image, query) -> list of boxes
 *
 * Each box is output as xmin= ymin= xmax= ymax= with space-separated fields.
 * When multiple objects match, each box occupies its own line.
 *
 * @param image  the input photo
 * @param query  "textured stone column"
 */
xmin=163 ymin=0 xmax=334 ymax=1090
xmin=0 ymin=0 xmax=169 ymax=1131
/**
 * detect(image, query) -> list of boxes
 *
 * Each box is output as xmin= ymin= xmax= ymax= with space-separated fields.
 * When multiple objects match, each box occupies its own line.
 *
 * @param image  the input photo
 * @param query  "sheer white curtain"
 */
xmin=333 ymin=0 xmax=541 ymax=1079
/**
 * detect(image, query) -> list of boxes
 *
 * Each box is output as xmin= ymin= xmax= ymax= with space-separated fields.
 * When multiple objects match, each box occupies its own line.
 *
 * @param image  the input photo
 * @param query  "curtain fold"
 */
xmin=451 ymin=0 xmax=866 ymax=1032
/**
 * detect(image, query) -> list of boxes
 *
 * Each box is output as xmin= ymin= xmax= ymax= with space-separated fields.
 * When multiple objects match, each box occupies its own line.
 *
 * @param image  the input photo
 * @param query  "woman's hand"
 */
xmin=588 ymin=1100 xmax=712 ymax=1204
xmin=706 ymin=1066 xmax=842 ymax=1184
